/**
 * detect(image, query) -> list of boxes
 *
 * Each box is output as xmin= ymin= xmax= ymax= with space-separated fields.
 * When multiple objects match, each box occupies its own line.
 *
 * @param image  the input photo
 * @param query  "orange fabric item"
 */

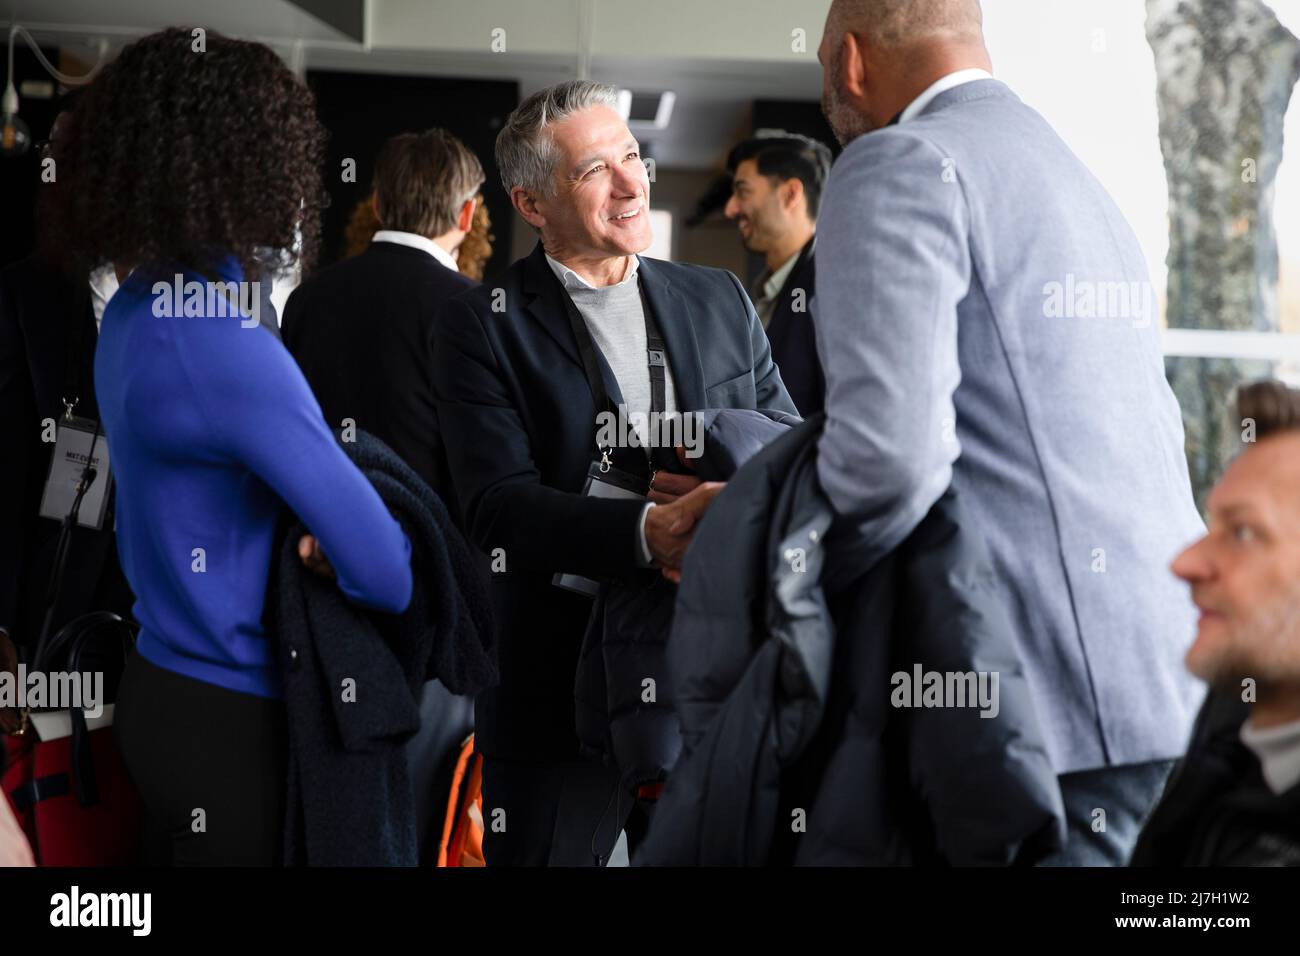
xmin=436 ymin=734 xmax=485 ymax=867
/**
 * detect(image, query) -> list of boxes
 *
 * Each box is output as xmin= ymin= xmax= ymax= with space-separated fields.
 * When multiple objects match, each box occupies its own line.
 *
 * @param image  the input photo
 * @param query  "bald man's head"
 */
xmin=827 ymin=0 xmax=984 ymax=49
xmin=820 ymin=0 xmax=990 ymax=144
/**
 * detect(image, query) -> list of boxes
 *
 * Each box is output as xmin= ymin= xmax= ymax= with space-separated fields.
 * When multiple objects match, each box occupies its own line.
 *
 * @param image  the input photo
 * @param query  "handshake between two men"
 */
xmin=298 ymin=447 xmax=726 ymax=586
xmin=643 ymin=446 xmax=725 ymax=584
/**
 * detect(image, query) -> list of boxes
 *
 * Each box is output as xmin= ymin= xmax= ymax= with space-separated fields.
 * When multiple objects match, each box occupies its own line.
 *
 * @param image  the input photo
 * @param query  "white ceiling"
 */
xmin=1 ymin=0 xmax=350 ymax=42
xmin=8 ymin=0 xmax=1294 ymax=166
xmin=3 ymin=0 xmax=828 ymax=170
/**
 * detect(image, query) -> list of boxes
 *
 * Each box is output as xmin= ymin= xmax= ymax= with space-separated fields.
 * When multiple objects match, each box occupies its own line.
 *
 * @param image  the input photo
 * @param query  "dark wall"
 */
xmin=724 ymin=99 xmax=840 ymax=284
xmin=751 ymin=98 xmax=840 ymax=159
xmin=0 ymin=46 xmax=64 ymax=268
xmin=306 ymin=70 xmax=518 ymax=282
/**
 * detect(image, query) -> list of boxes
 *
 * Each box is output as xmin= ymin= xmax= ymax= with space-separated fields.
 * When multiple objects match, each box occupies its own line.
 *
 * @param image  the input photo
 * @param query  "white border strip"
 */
xmin=1161 ymin=329 xmax=1300 ymax=361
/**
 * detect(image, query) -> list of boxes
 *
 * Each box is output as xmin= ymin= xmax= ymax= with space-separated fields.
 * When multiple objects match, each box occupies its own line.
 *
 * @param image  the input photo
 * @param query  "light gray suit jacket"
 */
xmin=814 ymin=78 xmax=1205 ymax=774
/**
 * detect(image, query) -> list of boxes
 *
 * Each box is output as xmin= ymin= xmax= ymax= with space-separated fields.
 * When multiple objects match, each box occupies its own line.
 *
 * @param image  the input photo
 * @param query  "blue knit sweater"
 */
xmin=94 ymin=259 xmax=412 ymax=698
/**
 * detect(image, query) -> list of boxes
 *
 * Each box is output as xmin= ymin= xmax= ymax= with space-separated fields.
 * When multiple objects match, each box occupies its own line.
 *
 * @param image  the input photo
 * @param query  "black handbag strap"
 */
xmin=30 ymin=611 xmax=137 ymax=808
xmin=33 ymin=610 xmax=133 ymax=674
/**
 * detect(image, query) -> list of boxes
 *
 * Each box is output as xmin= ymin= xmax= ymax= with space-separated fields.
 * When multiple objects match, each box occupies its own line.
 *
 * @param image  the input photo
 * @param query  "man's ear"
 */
xmin=511 ymin=186 xmax=546 ymax=231
xmin=369 ymin=192 xmax=382 ymax=224
xmin=457 ymin=196 xmax=477 ymax=234
xmin=840 ymin=30 xmax=870 ymax=104
xmin=780 ymin=177 xmax=806 ymax=216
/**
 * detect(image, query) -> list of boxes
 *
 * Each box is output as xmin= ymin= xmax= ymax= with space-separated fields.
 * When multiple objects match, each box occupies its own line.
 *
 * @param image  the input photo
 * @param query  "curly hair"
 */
xmin=46 ymin=27 xmax=326 ymax=280
xmin=342 ymin=194 xmax=382 ymax=259
xmin=342 ymin=191 xmax=494 ymax=279
xmin=457 ymin=194 xmax=495 ymax=281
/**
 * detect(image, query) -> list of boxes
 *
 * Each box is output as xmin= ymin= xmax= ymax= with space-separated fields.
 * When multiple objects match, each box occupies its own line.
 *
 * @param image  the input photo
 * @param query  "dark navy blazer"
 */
xmin=432 ymin=241 xmax=796 ymax=759
xmin=765 ymin=237 xmax=824 ymax=418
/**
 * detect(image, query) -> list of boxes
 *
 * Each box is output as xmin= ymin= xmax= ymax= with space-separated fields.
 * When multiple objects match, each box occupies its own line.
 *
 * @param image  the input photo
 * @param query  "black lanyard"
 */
xmin=556 ymin=270 xmax=672 ymax=468
xmin=60 ymin=271 xmax=93 ymax=421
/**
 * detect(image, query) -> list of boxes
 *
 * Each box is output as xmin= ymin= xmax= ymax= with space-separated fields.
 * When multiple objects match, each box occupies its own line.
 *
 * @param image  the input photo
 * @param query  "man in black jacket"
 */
xmin=0 ymin=253 xmax=135 ymax=665
xmin=282 ymin=129 xmax=483 ymax=502
xmin=281 ymin=129 xmax=486 ymax=860
xmin=433 ymin=80 xmax=796 ymax=865
xmin=1132 ymin=381 xmax=1300 ymax=866
xmin=723 ymin=132 xmax=830 ymax=417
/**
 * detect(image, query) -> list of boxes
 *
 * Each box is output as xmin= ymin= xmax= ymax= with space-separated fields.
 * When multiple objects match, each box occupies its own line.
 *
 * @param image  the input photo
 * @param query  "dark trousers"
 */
xmin=1037 ymin=759 xmax=1176 ymax=866
xmin=114 ymin=651 xmax=287 ymax=866
xmin=481 ymin=754 xmax=652 ymax=866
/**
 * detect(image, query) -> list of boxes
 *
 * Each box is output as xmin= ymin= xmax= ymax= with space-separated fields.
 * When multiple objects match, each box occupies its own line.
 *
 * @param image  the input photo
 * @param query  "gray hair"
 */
xmin=495 ymin=79 xmax=621 ymax=197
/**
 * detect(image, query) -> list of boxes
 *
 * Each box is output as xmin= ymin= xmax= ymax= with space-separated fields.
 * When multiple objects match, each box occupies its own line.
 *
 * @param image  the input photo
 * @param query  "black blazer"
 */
xmin=432 ymin=242 xmax=797 ymax=759
xmin=0 ymin=255 xmax=134 ymax=648
xmin=282 ymin=241 xmax=476 ymax=499
xmin=765 ymin=237 xmax=824 ymax=418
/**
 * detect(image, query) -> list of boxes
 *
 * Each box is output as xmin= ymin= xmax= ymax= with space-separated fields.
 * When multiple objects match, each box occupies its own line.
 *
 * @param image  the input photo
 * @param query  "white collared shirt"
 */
xmin=544 ymin=252 xmax=640 ymax=290
xmin=371 ymin=229 xmax=460 ymax=273
xmin=1240 ymin=716 xmax=1300 ymax=796
xmin=898 ymin=67 xmax=994 ymax=124
xmin=750 ymin=247 xmax=804 ymax=329
xmin=88 ymin=264 xmax=120 ymax=332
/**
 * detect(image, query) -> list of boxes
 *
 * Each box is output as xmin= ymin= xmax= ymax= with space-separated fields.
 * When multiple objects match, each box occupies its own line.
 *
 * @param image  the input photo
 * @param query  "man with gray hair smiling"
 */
xmin=432 ymin=80 xmax=796 ymax=865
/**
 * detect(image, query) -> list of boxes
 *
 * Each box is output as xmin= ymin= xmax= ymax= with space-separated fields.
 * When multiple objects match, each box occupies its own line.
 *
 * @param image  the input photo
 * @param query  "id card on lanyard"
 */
xmin=552 ymin=460 xmax=648 ymax=597
xmin=39 ymin=412 xmax=113 ymax=530
xmin=550 ymin=265 xmax=671 ymax=596
xmin=39 ymin=287 xmax=115 ymax=530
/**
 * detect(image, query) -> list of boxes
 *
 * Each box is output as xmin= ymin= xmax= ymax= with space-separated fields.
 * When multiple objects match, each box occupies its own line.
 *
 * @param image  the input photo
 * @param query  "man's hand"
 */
xmin=648 ymin=470 xmax=702 ymax=505
xmin=644 ymin=481 xmax=725 ymax=581
xmin=647 ymin=445 xmax=703 ymax=504
xmin=298 ymin=535 xmax=336 ymax=580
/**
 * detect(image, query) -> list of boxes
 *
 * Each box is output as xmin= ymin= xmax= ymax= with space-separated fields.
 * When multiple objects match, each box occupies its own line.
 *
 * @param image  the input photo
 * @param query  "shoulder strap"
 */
xmin=60 ymin=273 xmax=93 ymax=419
xmin=556 ymin=266 xmax=676 ymax=470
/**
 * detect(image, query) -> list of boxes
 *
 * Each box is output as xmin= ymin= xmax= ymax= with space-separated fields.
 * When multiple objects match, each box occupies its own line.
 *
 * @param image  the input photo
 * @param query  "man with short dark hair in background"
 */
xmin=283 ymin=128 xmax=483 ymax=503
xmin=724 ymin=131 xmax=831 ymax=416
xmin=281 ymin=128 xmax=485 ymax=863
xmin=1133 ymin=381 xmax=1300 ymax=866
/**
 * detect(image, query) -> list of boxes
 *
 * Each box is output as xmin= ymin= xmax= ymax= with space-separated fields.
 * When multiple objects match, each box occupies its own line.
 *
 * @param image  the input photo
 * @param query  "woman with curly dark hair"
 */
xmin=49 ymin=27 xmax=413 ymax=865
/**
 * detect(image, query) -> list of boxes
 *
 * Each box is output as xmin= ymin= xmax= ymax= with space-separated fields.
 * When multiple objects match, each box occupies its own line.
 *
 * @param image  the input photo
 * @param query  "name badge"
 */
xmin=552 ymin=459 xmax=648 ymax=597
xmin=39 ymin=416 xmax=113 ymax=530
